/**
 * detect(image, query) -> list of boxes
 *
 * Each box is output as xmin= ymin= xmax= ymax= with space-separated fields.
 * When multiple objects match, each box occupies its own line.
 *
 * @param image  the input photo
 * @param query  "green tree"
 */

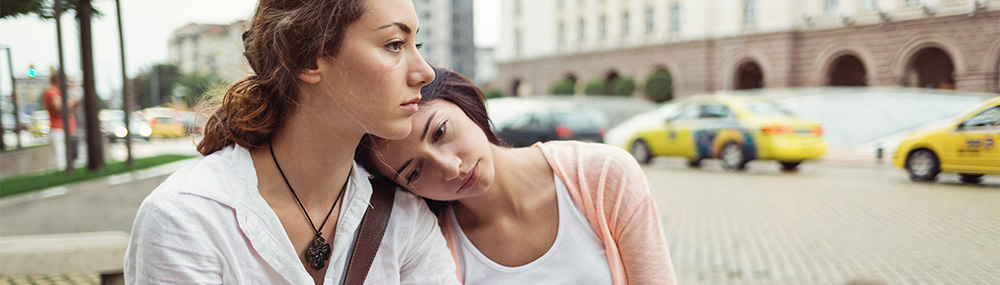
xmin=176 ymin=73 xmax=225 ymax=109
xmin=643 ymin=69 xmax=673 ymax=102
xmin=131 ymin=64 xmax=181 ymax=108
xmin=610 ymin=77 xmax=636 ymax=96
xmin=583 ymin=79 xmax=605 ymax=95
xmin=484 ymin=88 xmax=502 ymax=99
xmin=0 ymin=0 xmax=101 ymax=19
xmin=549 ymin=79 xmax=575 ymax=96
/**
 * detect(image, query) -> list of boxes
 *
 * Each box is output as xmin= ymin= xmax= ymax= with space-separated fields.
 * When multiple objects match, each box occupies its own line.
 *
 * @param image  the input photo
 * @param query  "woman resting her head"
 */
xmin=357 ymin=67 xmax=677 ymax=284
xmin=124 ymin=0 xmax=461 ymax=284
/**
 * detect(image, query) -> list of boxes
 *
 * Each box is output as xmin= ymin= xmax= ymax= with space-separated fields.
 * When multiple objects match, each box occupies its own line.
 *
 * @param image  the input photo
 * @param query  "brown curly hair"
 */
xmin=197 ymin=0 xmax=368 ymax=155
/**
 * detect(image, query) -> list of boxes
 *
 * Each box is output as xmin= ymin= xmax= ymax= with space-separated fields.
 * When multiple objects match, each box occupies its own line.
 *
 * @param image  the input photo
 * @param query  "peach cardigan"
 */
xmin=437 ymin=141 xmax=677 ymax=284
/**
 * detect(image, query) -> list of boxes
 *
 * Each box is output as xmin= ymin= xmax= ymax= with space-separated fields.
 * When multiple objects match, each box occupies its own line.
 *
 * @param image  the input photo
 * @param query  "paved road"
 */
xmin=2 ymin=139 xmax=998 ymax=284
xmin=646 ymin=157 xmax=999 ymax=285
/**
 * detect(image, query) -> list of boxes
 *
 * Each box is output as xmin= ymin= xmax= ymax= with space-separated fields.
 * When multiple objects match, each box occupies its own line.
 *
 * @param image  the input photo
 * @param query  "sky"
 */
xmin=0 ymin=0 xmax=501 ymax=99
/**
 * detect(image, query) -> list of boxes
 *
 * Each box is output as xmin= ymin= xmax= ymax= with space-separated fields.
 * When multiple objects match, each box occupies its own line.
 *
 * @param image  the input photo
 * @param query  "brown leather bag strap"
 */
xmin=344 ymin=177 xmax=396 ymax=285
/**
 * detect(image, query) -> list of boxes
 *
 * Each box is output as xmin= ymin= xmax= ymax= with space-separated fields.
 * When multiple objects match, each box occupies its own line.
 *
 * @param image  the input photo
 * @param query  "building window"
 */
xmin=903 ymin=0 xmax=918 ymax=6
xmin=862 ymin=0 xmax=877 ymax=11
xmin=558 ymin=21 xmax=566 ymax=46
xmin=423 ymin=12 xmax=431 ymax=20
xmin=579 ymin=19 xmax=586 ymax=43
xmin=622 ymin=12 xmax=630 ymax=37
xmin=671 ymin=4 xmax=681 ymax=32
xmin=600 ymin=15 xmax=607 ymax=39
xmin=744 ymin=0 xmax=756 ymax=25
xmin=515 ymin=28 xmax=522 ymax=56
xmin=646 ymin=8 xmax=655 ymax=34
xmin=825 ymin=0 xmax=838 ymax=14
xmin=515 ymin=0 xmax=521 ymax=17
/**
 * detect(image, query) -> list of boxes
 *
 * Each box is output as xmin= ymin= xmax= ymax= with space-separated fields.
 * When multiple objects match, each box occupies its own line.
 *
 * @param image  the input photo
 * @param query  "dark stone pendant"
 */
xmin=305 ymin=235 xmax=332 ymax=270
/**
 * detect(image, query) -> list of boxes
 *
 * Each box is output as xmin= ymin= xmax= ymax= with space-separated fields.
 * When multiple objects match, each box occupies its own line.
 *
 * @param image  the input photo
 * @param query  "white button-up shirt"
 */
xmin=125 ymin=145 xmax=459 ymax=284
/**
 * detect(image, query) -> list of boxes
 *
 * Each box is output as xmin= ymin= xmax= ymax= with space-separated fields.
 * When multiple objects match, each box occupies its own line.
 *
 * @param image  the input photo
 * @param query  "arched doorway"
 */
xmin=735 ymin=61 xmax=764 ymax=90
xmin=511 ymin=79 xmax=521 ymax=97
xmin=565 ymin=74 xmax=578 ymax=85
xmin=828 ymin=54 xmax=867 ymax=86
xmin=604 ymin=70 xmax=619 ymax=94
xmin=905 ymin=47 xmax=955 ymax=89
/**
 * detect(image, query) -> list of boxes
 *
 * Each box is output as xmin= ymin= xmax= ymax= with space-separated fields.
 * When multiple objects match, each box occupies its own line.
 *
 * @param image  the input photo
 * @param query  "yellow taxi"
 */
xmin=894 ymin=96 xmax=1000 ymax=183
xmin=626 ymin=94 xmax=826 ymax=171
xmin=149 ymin=116 xmax=184 ymax=138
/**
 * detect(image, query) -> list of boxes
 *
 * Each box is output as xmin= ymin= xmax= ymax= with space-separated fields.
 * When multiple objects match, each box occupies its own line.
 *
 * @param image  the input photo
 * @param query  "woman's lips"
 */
xmin=401 ymin=103 xmax=419 ymax=112
xmin=460 ymin=162 xmax=479 ymax=191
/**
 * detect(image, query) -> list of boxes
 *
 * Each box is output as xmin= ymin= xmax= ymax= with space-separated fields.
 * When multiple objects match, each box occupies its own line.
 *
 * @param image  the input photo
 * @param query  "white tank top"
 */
xmin=448 ymin=174 xmax=613 ymax=284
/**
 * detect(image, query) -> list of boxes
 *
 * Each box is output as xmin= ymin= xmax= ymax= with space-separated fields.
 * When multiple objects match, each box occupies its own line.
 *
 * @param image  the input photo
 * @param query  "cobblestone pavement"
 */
xmin=0 ymin=273 xmax=98 ymax=285
xmin=648 ymin=158 xmax=1000 ymax=285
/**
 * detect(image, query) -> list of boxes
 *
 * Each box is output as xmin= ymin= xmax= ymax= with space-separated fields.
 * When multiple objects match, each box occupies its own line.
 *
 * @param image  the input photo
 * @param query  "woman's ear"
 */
xmin=297 ymin=58 xmax=323 ymax=84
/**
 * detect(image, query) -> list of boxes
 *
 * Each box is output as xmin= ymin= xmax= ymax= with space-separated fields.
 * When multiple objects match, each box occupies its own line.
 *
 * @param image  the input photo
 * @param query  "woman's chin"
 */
xmin=373 ymin=121 xmax=412 ymax=140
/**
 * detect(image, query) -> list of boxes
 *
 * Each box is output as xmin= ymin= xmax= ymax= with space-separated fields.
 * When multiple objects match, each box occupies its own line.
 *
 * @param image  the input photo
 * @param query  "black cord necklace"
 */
xmin=269 ymin=142 xmax=347 ymax=270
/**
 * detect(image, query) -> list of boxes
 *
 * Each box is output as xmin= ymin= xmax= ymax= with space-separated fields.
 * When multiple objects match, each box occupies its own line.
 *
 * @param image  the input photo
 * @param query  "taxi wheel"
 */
xmin=631 ymin=140 xmax=652 ymax=164
xmin=959 ymin=174 xmax=984 ymax=184
xmin=720 ymin=142 xmax=748 ymax=171
xmin=779 ymin=161 xmax=802 ymax=172
xmin=906 ymin=149 xmax=940 ymax=181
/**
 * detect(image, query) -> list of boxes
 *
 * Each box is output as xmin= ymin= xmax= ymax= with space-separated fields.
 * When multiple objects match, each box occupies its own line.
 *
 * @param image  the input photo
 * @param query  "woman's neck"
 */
xmin=252 ymin=103 xmax=362 ymax=209
xmin=454 ymin=145 xmax=554 ymax=224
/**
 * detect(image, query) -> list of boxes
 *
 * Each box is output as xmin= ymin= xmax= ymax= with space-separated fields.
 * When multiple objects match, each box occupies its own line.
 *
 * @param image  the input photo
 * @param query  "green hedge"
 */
xmin=583 ymin=79 xmax=605 ymax=95
xmin=644 ymin=70 xmax=674 ymax=102
xmin=549 ymin=79 xmax=575 ymax=96
xmin=0 ymin=154 xmax=196 ymax=198
xmin=484 ymin=88 xmax=503 ymax=99
xmin=610 ymin=77 xmax=636 ymax=96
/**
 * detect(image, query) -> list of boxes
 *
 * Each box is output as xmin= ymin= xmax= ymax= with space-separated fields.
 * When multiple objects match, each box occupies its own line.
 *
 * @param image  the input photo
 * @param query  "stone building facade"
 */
xmin=497 ymin=1 xmax=1000 ymax=98
xmin=168 ymin=21 xmax=251 ymax=83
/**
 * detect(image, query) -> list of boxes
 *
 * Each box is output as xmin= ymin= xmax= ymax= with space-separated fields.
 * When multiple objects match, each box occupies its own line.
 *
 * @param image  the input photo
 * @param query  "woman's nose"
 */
xmin=408 ymin=49 xmax=435 ymax=88
xmin=432 ymin=152 xmax=462 ymax=181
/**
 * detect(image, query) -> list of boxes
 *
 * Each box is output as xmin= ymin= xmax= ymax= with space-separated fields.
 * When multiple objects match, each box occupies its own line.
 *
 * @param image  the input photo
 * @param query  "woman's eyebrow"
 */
xmin=421 ymin=111 xmax=438 ymax=141
xmin=395 ymin=159 xmax=413 ymax=181
xmin=375 ymin=22 xmax=418 ymax=34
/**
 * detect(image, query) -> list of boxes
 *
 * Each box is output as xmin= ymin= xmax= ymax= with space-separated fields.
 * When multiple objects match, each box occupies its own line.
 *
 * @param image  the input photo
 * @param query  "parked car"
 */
xmin=494 ymin=107 xmax=607 ymax=147
xmin=149 ymin=116 xmax=184 ymax=138
xmin=99 ymin=110 xmax=152 ymax=142
xmin=177 ymin=111 xmax=207 ymax=135
xmin=623 ymin=94 xmax=826 ymax=171
xmin=29 ymin=110 xmax=50 ymax=137
xmin=893 ymin=96 xmax=999 ymax=183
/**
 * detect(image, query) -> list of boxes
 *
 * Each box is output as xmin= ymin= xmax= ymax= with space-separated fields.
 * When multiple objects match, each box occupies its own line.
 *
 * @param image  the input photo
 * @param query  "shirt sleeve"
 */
xmin=125 ymin=193 xmax=223 ymax=284
xmin=397 ymin=194 xmax=462 ymax=285
xmin=604 ymin=148 xmax=678 ymax=284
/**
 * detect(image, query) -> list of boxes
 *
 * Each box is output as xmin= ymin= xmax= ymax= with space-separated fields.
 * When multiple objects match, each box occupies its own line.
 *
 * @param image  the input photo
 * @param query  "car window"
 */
xmin=699 ymin=104 xmax=734 ymax=119
xmin=962 ymin=106 xmax=1000 ymax=128
xmin=746 ymin=100 xmax=792 ymax=116
xmin=552 ymin=110 xmax=606 ymax=130
xmin=672 ymin=103 xmax=700 ymax=121
xmin=506 ymin=113 xmax=545 ymax=130
xmin=155 ymin=117 xmax=176 ymax=124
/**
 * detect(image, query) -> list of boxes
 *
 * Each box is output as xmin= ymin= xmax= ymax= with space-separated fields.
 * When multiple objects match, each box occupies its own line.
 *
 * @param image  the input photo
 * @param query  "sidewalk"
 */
xmin=0 ymin=158 xmax=197 ymax=236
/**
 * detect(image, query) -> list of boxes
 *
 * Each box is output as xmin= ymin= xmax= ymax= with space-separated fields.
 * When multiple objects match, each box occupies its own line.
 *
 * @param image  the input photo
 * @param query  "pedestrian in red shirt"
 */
xmin=43 ymin=73 xmax=80 ymax=169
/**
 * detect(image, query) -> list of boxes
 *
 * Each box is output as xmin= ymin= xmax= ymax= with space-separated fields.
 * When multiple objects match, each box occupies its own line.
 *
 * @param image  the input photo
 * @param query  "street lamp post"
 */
xmin=7 ymin=47 xmax=21 ymax=150
xmin=54 ymin=0 xmax=73 ymax=173
xmin=115 ymin=0 xmax=133 ymax=166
